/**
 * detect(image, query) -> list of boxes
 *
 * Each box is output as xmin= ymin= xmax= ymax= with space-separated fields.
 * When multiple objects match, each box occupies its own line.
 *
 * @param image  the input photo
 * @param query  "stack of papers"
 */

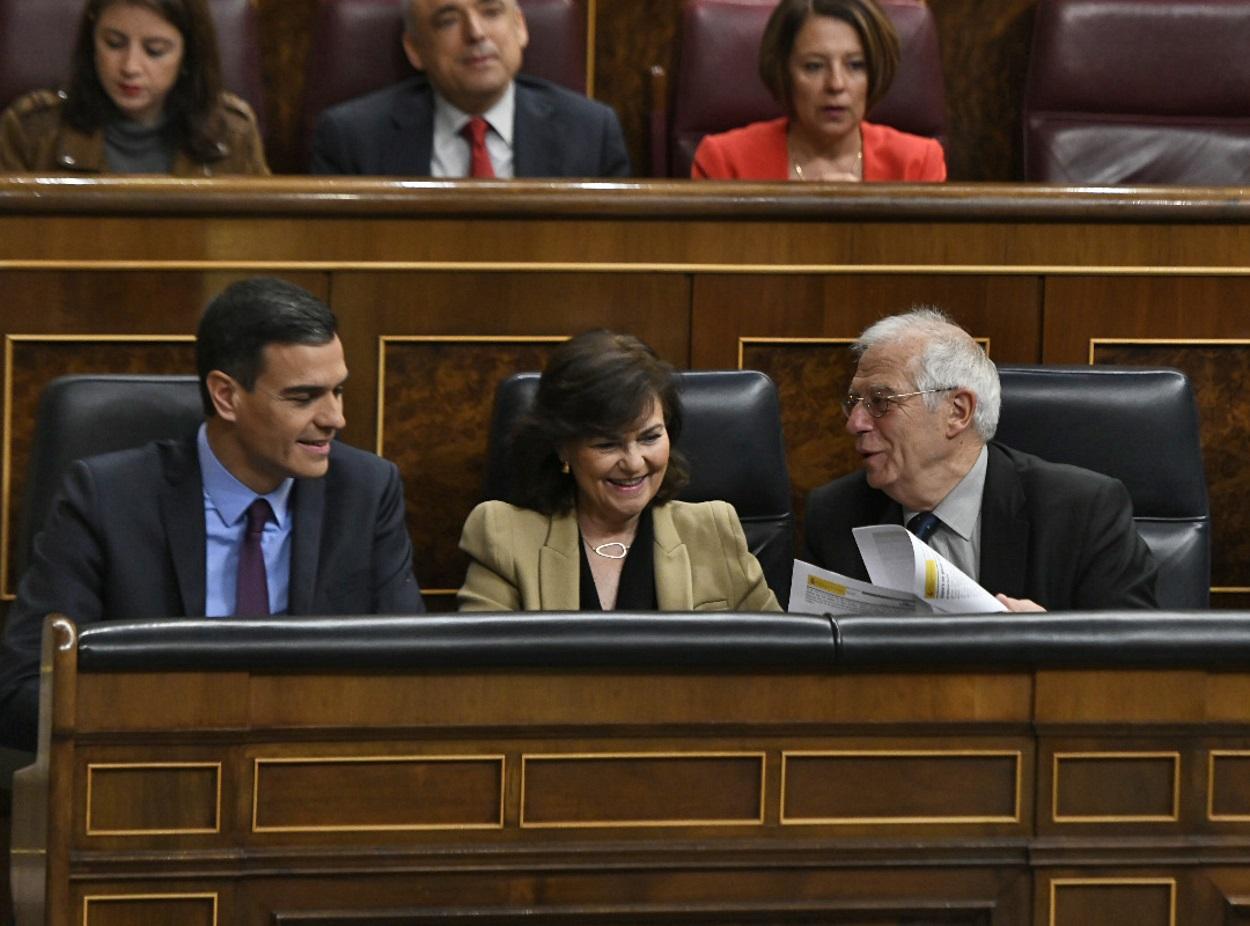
xmin=789 ymin=525 xmax=1007 ymax=615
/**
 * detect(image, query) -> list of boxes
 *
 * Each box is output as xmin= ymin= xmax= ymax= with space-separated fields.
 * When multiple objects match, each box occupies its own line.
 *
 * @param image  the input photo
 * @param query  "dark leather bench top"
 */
xmin=73 ymin=612 xmax=1248 ymax=673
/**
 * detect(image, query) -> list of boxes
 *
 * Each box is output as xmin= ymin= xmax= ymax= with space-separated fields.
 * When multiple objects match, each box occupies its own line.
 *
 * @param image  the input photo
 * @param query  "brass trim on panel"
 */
xmin=1047 ymin=877 xmax=1176 ymax=926
xmin=84 ymin=762 xmax=221 ymax=837
xmin=584 ymin=0 xmax=596 ymax=98
xmin=778 ymin=749 xmax=1023 ymax=825
xmin=1207 ymin=749 xmax=1250 ymax=821
xmin=1 ymin=333 xmax=195 ymax=600
xmin=738 ymin=335 xmax=992 ymax=371
xmin=82 ymin=892 xmax=218 ymax=926
xmin=8 ymin=259 xmax=1250 ymax=276
xmin=519 ymin=751 xmax=767 ymax=829
xmin=1051 ymin=751 xmax=1181 ymax=823
xmin=1089 ymin=336 xmax=1250 ymax=366
xmin=251 ymin=753 xmax=506 ymax=833
xmin=375 ymin=334 xmax=567 ymax=455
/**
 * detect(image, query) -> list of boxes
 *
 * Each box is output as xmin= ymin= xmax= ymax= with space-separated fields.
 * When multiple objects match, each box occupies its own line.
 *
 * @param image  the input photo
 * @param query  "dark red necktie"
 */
xmin=235 ymin=498 xmax=273 ymax=616
xmin=460 ymin=116 xmax=495 ymax=178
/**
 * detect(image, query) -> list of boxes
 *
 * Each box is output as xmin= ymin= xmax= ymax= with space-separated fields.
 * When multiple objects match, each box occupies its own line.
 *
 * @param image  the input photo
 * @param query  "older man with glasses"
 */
xmin=802 ymin=307 xmax=1157 ymax=611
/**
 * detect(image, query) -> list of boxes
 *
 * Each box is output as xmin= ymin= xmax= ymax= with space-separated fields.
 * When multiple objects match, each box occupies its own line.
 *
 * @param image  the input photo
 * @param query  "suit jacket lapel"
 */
xmin=538 ymin=508 xmax=580 ymax=610
xmin=288 ymin=476 xmax=325 ymax=614
xmin=978 ymin=443 xmax=1029 ymax=595
xmin=653 ymin=506 xmax=693 ymax=611
xmin=512 ymin=82 xmax=555 ymax=177
xmin=390 ymin=77 xmax=435 ymax=175
xmin=158 ymin=438 xmax=207 ymax=616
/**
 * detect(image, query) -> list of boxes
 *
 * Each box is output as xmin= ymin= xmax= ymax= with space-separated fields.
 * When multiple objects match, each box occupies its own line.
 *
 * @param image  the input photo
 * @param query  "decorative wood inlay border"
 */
xmin=519 ymin=752 xmax=767 ymax=829
xmin=739 ymin=336 xmax=993 ymax=370
xmin=7 ymin=260 xmax=1250 ymax=276
xmin=85 ymin=762 xmax=221 ymax=837
xmin=1048 ymin=877 xmax=1176 ymax=926
xmin=82 ymin=892 xmax=218 ymax=925
xmin=1208 ymin=750 xmax=1250 ymax=821
xmin=1051 ymin=752 xmax=1181 ymax=824
xmin=252 ymin=754 xmax=506 ymax=834
xmin=779 ymin=750 xmax=1022 ymax=825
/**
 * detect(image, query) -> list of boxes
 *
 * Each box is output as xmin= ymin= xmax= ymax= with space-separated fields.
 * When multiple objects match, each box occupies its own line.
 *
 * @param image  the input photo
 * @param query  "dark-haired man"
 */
xmin=0 ymin=278 xmax=425 ymax=751
xmin=310 ymin=0 xmax=629 ymax=178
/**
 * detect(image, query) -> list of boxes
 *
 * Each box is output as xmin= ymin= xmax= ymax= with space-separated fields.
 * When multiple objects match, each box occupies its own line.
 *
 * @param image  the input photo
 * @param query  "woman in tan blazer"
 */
xmin=458 ymin=331 xmax=780 ymax=613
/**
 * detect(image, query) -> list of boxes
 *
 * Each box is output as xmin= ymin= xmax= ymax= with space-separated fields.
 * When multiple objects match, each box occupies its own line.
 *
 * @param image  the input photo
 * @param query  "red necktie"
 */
xmin=235 ymin=498 xmax=273 ymax=616
xmin=460 ymin=116 xmax=495 ymax=178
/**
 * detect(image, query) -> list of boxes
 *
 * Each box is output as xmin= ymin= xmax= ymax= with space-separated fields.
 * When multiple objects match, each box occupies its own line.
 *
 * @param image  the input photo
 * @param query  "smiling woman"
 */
xmin=457 ymin=331 xmax=780 ymax=613
xmin=0 ymin=0 xmax=268 ymax=174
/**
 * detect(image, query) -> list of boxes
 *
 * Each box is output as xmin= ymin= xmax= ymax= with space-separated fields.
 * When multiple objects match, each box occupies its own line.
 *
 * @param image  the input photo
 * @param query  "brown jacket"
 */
xmin=0 ymin=89 xmax=269 ymax=175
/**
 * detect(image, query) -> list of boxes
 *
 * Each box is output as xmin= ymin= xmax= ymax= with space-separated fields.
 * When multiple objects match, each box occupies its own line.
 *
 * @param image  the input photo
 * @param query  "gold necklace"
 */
xmin=793 ymin=147 xmax=863 ymax=181
xmin=584 ymin=539 xmax=629 ymax=559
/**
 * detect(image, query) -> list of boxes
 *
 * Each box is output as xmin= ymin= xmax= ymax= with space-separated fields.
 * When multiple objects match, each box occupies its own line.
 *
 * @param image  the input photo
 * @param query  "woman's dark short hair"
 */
xmin=758 ymin=0 xmax=900 ymax=113
xmin=196 ymin=278 xmax=338 ymax=416
xmin=64 ymin=0 xmax=226 ymax=162
xmin=512 ymin=330 xmax=690 ymax=515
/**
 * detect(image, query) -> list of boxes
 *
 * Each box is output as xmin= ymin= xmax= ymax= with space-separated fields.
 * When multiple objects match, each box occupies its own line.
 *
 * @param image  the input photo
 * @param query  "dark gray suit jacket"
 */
xmin=802 ymin=442 xmax=1158 ymax=610
xmin=0 ymin=435 xmax=425 ymax=751
xmin=310 ymin=74 xmax=630 ymax=177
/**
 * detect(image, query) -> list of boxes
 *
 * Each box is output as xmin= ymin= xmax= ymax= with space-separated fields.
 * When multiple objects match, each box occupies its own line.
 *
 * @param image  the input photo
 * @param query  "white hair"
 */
xmin=853 ymin=306 xmax=1000 ymax=440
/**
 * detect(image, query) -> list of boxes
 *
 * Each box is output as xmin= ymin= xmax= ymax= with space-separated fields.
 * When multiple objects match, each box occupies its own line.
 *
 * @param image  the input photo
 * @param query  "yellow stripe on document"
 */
xmin=810 ymin=575 xmax=847 ymax=595
xmin=924 ymin=559 xmax=938 ymax=597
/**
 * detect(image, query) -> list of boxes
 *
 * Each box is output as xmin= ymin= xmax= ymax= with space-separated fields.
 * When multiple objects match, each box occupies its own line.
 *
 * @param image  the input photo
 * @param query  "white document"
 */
xmin=789 ymin=525 xmax=1007 ymax=615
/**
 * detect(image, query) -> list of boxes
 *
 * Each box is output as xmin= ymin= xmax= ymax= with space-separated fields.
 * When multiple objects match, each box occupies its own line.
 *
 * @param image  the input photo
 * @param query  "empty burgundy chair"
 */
xmin=1023 ymin=0 xmax=1250 ymax=183
xmin=0 ymin=0 xmax=267 ymax=134
xmin=654 ymin=0 xmax=946 ymax=177
xmin=298 ymin=0 xmax=587 ymax=170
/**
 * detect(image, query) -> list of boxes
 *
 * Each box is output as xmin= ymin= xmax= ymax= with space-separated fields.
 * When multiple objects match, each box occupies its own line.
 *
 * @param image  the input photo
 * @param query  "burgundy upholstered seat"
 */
xmin=1023 ymin=0 xmax=1250 ymax=184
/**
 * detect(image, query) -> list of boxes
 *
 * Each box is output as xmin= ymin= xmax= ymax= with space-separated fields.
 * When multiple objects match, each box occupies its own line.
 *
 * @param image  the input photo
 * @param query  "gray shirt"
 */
xmin=903 ymin=444 xmax=988 ymax=579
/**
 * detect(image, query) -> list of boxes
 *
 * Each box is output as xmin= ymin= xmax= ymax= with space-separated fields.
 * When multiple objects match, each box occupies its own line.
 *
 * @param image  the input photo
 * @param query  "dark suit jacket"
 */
xmin=802 ymin=442 xmax=1157 ymax=610
xmin=310 ymin=74 xmax=631 ymax=178
xmin=0 ymin=435 xmax=425 ymax=751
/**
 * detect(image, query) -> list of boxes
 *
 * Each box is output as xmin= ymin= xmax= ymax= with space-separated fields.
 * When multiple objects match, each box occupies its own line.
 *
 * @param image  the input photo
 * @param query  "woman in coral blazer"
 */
xmin=692 ymin=0 xmax=945 ymax=182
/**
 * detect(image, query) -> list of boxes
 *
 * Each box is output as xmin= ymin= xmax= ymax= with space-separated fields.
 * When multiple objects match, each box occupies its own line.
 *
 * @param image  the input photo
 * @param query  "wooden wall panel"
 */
xmin=1043 ymin=276 xmax=1250 ymax=605
xmin=336 ymin=270 xmax=690 ymax=606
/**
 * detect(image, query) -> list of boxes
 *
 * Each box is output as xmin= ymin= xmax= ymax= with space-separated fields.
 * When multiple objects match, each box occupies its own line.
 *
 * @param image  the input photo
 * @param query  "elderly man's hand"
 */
xmin=996 ymin=593 xmax=1046 ymax=612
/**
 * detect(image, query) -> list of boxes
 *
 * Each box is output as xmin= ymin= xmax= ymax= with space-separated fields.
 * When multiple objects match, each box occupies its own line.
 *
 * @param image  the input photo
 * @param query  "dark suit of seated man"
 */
xmin=310 ymin=0 xmax=630 ymax=178
xmin=803 ymin=307 xmax=1157 ymax=611
xmin=0 ymin=278 xmax=426 ymax=752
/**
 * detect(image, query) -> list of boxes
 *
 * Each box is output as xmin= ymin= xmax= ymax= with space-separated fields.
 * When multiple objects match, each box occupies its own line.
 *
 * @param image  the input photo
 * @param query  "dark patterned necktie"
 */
xmin=907 ymin=511 xmax=940 ymax=542
xmin=461 ymin=116 xmax=495 ymax=178
xmin=234 ymin=498 xmax=273 ymax=616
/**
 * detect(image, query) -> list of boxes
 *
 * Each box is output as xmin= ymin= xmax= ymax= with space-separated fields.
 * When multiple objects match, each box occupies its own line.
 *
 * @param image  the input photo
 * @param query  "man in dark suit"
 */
xmin=803 ymin=307 xmax=1157 ymax=611
xmin=310 ymin=0 xmax=630 ymax=178
xmin=0 ymin=278 xmax=425 ymax=751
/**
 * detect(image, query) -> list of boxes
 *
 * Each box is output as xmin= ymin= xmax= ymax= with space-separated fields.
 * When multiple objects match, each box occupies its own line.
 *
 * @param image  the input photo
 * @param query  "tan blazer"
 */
xmin=458 ymin=500 xmax=780 ymax=612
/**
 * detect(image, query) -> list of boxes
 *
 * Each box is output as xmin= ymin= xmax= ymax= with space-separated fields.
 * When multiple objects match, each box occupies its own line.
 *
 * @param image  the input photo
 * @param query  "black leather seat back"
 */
xmin=16 ymin=375 xmax=203 ymax=583
xmin=483 ymin=370 xmax=794 ymax=604
xmin=995 ymin=366 xmax=1209 ymax=608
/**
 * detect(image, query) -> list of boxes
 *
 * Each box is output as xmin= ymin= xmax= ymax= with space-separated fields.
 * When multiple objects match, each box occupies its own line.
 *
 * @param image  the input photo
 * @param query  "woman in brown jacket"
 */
xmin=0 ymin=0 xmax=267 ymax=175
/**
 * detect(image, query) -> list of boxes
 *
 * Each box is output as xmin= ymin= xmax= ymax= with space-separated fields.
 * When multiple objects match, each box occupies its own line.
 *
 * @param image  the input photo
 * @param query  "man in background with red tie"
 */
xmin=0 ymin=278 xmax=425 ymax=751
xmin=310 ymin=0 xmax=630 ymax=178
xmin=801 ymin=307 xmax=1157 ymax=612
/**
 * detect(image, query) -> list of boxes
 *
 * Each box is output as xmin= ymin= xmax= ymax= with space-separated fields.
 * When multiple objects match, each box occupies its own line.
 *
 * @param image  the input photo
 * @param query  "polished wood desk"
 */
xmin=13 ymin=612 xmax=1250 ymax=924
xmin=0 ymin=179 xmax=1247 ymax=609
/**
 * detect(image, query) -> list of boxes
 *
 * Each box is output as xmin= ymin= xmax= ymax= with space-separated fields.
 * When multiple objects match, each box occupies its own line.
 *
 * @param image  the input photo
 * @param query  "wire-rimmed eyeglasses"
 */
xmin=841 ymin=386 xmax=956 ymax=419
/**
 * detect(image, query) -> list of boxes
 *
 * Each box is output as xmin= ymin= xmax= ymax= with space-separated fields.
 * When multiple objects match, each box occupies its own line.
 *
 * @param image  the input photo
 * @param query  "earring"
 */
xmin=560 ymin=459 xmax=570 ymax=474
